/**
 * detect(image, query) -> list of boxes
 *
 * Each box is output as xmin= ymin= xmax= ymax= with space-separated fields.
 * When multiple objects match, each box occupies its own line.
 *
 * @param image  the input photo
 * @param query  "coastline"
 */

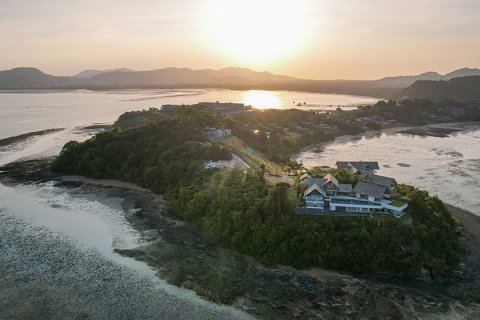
xmin=0 ymin=128 xmax=64 ymax=147
xmin=1 ymin=161 xmax=480 ymax=319
xmin=296 ymin=121 xmax=480 ymax=155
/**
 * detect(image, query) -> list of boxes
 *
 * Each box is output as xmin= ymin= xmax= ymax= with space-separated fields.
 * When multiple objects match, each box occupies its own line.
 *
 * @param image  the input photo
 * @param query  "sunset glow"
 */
xmin=207 ymin=0 xmax=310 ymax=64
xmin=243 ymin=90 xmax=281 ymax=109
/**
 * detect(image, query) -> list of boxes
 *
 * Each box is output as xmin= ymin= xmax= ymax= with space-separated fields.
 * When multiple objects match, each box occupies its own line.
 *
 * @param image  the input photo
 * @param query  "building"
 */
xmin=302 ymin=169 xmax=407 ymax=217
xmin=207 ymin=127 xmax=232 ymax=139
xmin=161 ymin=102 xmax=248 ymax=116
xmin=335 ymin=161 xmax=380 ymax=176
xmin=197 ymin=102 xmax=247 ymax=115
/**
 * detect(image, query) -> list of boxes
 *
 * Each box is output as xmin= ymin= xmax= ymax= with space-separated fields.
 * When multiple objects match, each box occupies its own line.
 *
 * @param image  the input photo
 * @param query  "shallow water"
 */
xmin=0 ymin=204 xmax=254 ymax=319
xmin=295 ymin=125 xmax=480 ymax=216
xmin=0 ymin=89 xmax=378 ymax=139
xmin=0 ymin=176 xmax=254 ymax=320
xmin=0 ymin=114 xmax=256 ymax=318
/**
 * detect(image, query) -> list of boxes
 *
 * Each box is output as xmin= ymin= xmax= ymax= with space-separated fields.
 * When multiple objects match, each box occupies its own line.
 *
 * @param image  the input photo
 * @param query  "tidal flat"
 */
xmin=1 ymin=161 xmax=479 ymax=320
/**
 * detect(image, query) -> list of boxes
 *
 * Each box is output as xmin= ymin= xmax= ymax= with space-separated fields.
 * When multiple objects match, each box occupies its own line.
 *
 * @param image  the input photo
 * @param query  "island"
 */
xmin=3 ymin=102 xmax=479 ymax=319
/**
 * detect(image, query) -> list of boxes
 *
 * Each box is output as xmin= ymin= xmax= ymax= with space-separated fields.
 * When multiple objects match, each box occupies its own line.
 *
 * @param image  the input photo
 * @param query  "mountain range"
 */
xmin=374 ymin=68 xmax=480 ymax=88
xmin=0 ymin=66 xmax=479 ymax=100
xmin=404 ymin=76 xmax=480 ymax=100
xmin=74 ymin=68 xmax=135 ymax=78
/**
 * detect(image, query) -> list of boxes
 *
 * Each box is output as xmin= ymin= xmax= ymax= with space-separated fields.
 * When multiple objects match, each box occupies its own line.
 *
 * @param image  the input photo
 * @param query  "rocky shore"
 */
xmin=0 ymin=128 xmax=64 ymax=147
xmin=1 ymin=160 xmax=480 ymax=319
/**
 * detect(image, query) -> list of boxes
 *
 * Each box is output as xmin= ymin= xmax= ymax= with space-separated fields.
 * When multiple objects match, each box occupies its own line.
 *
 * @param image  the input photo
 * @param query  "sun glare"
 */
xmin=207 ymin=0 xmax=310 ymax=64
xmin=243 ymin=90 xmax=281 ymax=109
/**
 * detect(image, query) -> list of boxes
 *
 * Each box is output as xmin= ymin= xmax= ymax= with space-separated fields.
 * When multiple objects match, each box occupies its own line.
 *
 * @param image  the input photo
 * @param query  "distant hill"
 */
xmin=404 ymin=76 xmax=480 ymax=100
xmin=443 ymin=68 xmax=480 ymax=80
xmin=86 ymin=67 xmax=298 ymax=87
xmin=0 ymin=67 xmax=81 ymax=89
xmin=374 ymin=72 xmax=443 ymax=88
xmin=374 ymin=68 xmax=480 ymax=88
xmin=0 ymin=66 xmax=479 ymax=100
xmin=74 ymin=68 xmax=135 ymax=78
xmin=0 ymin=66 xmax=298 ymax=90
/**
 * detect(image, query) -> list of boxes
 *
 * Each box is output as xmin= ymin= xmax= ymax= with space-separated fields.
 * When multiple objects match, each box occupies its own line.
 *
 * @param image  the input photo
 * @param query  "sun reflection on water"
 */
xmin=243 ymin=90 xmax=281 ymax=109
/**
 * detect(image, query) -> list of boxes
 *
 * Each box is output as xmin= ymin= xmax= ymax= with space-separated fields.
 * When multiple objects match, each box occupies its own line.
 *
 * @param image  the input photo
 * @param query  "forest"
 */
xmin=52 ymin=107 xmax=460 ymax=278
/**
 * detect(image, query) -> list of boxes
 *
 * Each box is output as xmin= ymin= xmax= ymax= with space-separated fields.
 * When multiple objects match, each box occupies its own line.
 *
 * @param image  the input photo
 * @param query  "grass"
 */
xmin=388 ymin=200 xmax=407 ymax=208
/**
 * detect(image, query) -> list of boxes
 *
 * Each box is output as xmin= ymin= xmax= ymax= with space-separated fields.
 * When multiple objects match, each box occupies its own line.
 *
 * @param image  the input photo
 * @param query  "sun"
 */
xmin=206 ymin=0 xmax=310 ymax=64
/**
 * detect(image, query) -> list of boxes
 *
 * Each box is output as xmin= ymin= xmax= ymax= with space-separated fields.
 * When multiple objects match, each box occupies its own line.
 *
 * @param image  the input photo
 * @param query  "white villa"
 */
xmin=300 ymin=162 xmax=408 ymax=217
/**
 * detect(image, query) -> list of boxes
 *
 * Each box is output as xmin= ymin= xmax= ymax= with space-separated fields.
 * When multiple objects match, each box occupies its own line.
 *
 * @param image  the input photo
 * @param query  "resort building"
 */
xmin=335 ymin=161 xmax=380 ymax=176
xmin=197 ymin=102 xmax=247 ymax=115
xmin=301 ymin=166 xmax=408 ymax=217
xmin=162 ymin=102 xmax=248 ymax=116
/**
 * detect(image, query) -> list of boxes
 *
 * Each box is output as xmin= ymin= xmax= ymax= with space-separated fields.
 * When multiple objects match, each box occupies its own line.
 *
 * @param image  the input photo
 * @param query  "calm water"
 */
xmin=295 ymin=125 xmax=480 ymax=216
xmin=0 ymin=182 xmax=254 ymax=320
xmin=0 ymin=89 xmax=378 ymax=139
xmin=0 ymin=89 xmax=272 ymax=319
xmin=1 ymin=90 xmax=477 ymax=317
xmin=0 ymin=88 xmax=376 ymax=319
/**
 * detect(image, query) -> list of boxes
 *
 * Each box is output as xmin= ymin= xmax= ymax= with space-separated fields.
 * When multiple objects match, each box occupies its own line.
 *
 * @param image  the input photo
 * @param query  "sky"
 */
xmin=0 ymin=0 xmax=479 ymax=80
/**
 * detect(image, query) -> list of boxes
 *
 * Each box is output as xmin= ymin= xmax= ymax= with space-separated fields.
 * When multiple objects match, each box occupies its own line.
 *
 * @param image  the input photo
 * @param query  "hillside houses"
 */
xmin=300 ymin=162 xmax=407 ymax=217
xmin=335 ymin=161 xmax=380 ymax=176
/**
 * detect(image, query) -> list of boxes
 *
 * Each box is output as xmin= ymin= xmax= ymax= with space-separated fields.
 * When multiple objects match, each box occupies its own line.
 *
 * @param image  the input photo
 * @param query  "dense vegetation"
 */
xmin=405 ymin=76 xmax=480 ymax=101
xmin=169 ymin=168 xmax=459 ymax=276
xmin=113 ymin=107 xmax=168 ymax=130
xmin=90 ymin=98 xmax=480 ymax=166
xmin=52 ymin=107 xmax=231 ymax=194
xmin=52 ymin=108 xmax=460 ymax=278
xmin=356 ymin=99 xmax=480 ymax=125
xmin=227 ymin=99 xmax=480 ymax=163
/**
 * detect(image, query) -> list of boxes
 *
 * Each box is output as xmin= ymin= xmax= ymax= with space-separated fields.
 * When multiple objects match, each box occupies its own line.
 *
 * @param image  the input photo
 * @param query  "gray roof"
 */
xmin=322 ymin=173 xmax=340 ymax=188
xmin=339 ymin=184 xmax=353 ymax=192
xmin=353 ymin=181 xmax=387 ymax=199
xmin=306 ymin=178 xmax=326 ymax=188
xmin=335 ymin=161 xmax=380 ymax=172
xmin=370 ymin=174 xmax=396 ymax=188
xmin=299 ymin=173 xmax=312 ymax=181
xmin=304 ymin=183 xmax=327 ymax=197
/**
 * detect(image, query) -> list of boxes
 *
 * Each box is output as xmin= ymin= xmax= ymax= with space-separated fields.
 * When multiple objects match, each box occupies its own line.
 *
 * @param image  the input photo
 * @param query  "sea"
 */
xmin=1 ymin=89 xmax=479 ymax=318
xmin=0 ymin=89 xmax=377 ymax=319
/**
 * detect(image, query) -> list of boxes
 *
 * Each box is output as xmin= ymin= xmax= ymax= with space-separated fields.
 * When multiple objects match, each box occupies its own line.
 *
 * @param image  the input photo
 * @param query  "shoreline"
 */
xmin=0 ymin=128 xmax=65 ymax=147
xmin=296 ymin=121 xmax=480 ymax=155
xmin=1 ymin=162 xmax=480 ymax=319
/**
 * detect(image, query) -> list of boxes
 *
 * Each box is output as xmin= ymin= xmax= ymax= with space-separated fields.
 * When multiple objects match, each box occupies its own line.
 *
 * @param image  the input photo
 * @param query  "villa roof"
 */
xmin=299 ymin=173 xmax=312 ymax=181
xmin=353 ymin=181 xmax=387 ymax=199
xmin=322 ymin=173 xmax=340 ymax=188
xmin=306 ymin=178 xmax=326 ymax=188
xmin=304 ymin=183 xmax=327 ymax=197
xmin=339 ymin=184 xmax=353 ymax=192
xmin=370 ymin=174 xmax=396 ymax=187
xmin=335 ymin=161 xmax=380 ymax=173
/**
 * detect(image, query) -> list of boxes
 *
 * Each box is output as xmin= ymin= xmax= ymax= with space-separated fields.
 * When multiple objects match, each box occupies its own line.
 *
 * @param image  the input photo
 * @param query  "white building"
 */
xmin=302 ymin=170 xmax=408 ymax=218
